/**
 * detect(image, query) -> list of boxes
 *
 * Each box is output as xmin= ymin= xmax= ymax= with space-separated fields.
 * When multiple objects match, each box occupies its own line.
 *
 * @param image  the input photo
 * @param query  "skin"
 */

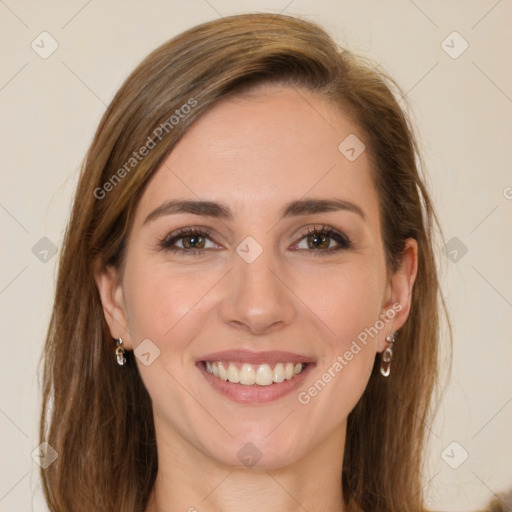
xmin=96 ymin=84 xmax=417 ymax=512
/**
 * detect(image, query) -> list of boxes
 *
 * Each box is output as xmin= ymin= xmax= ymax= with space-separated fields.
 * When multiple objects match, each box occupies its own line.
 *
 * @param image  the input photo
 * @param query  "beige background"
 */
xmin=1 ymin=1 xmax=511 ymax=511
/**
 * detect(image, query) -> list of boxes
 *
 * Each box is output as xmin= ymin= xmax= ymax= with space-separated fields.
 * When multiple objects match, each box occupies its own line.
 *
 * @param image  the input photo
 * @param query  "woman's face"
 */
xmin=97 ymin=84 xmax=416 ymax=469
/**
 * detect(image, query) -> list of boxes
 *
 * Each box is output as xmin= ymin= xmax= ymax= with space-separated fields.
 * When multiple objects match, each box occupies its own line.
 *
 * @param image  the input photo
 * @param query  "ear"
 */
xmin=377 ymin=238 xmax=418 ymax=352
xmin=94 ymin=260 xmax=133 ymax=350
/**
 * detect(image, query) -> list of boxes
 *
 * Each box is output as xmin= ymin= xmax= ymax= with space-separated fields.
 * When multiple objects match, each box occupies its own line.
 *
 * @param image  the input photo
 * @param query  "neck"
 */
xmin=145 ymin=420 xmax=348 ymax=512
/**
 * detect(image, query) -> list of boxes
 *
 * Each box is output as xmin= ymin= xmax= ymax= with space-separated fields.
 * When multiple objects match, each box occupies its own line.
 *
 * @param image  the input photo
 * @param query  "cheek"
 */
xmin=293 ymin=261 xmax=385 ymax=398
xmin=294 ymin=261 xmax=386 ymax=344
xmin=123 ymin=259 xmax=210 ymax=344
xmin=295 ymin=279 xmax=381 ymax=427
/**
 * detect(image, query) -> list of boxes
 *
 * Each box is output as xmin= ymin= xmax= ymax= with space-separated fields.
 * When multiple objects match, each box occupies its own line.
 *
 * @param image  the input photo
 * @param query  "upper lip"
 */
xmin=197 ymin=349 xmax=316 ymax=366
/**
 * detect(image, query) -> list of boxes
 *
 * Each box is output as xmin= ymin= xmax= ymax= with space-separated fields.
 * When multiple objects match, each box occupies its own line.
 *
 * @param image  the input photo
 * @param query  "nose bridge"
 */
xmin=220 ymin=239 xmax=295 ymax=333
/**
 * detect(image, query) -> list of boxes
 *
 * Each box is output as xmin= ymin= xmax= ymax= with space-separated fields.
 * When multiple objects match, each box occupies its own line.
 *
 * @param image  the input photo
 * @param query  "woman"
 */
xmin=40 ymin=12 xmax=449 ymax=511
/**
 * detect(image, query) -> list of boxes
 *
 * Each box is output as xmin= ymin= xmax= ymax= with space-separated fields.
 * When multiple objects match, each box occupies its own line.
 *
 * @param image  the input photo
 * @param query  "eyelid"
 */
xmin=292 ymin=223 xmax=348 ymax=241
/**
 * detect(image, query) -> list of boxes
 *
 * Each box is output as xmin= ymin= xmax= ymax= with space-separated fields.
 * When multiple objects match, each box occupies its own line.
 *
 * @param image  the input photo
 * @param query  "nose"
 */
xmin=218 ymin=244 xmax=296 ymax=335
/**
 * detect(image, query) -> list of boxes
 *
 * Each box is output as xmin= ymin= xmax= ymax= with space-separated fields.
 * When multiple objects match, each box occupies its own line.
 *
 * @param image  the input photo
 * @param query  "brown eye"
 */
xmin=293 ymin=225 xmax=352 ymax=254
xmin=181 ymin=234 xmax=206 ymax=249
xmin=159 ymin=227 xmax=217 ymax=254
xmin=306 ymin=232 xmax=331 ymax=250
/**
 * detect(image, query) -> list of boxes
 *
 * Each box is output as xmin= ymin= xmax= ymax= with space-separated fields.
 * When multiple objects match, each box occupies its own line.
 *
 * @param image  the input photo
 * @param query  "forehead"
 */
xmin=134 ymin=85 xmax=380 ymax=227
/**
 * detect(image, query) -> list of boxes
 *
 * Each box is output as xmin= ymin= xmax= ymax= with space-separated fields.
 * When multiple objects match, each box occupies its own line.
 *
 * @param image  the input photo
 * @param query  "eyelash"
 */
xmin=158 ymin=224 xmax=352 ymax=257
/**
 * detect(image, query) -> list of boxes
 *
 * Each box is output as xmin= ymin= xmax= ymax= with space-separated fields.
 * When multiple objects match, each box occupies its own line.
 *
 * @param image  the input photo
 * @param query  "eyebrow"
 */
xmin=143 ymin=198 xmax=366 ymax=225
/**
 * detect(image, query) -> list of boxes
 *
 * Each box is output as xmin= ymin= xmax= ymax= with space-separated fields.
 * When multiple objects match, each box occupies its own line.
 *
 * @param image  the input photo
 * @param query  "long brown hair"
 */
xmin=40 ymin=13 xmax=448 ymax=511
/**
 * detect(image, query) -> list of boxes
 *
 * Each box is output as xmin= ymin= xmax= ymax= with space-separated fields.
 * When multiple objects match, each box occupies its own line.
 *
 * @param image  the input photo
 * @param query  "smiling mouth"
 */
xmin=203 ymin=361 xmax=308 ymax=386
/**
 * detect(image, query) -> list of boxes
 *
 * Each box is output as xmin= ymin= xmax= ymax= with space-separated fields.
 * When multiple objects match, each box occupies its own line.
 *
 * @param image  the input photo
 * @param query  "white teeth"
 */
xmin=255 ymin=364 xmax=274 ymax=386
xmin=226 ymin=363 xmax=240 ymax=383
xmin=205 ymin=361 xmax=306 ymax=386
xmin=239 ymin=363 xmax=256 ymax=385
xmin=273 ymin=363 xmax=285 ymax=383
xmin=217 ymin=362 xmax=228 ymax=381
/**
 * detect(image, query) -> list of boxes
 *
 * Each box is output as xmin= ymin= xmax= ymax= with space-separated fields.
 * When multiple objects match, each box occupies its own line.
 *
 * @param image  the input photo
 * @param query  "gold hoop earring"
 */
xmin=115 ymin=337 xmax=126 ymax=366
xmin=380 ymin=331 xmax=396 ymax=377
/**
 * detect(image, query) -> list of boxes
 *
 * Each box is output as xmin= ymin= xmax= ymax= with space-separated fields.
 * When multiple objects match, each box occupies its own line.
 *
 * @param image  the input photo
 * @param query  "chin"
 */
xmin=204 ymin=430 xmax=306 ymax=470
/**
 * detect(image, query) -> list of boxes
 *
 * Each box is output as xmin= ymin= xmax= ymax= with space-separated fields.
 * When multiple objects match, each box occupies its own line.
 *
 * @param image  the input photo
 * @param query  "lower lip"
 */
xmin=197 ymin=362 xmax=315 ymax=404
